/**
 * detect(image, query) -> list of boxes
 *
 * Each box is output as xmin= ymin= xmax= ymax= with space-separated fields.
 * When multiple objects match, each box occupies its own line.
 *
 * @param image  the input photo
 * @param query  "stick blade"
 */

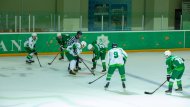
xmin=144 ymin=91 xmax=153 ymax=95
xmin=88 ymin=82 xmax=92 ymax=84
xmin=48 ymin=63 xmax=51 ymax=65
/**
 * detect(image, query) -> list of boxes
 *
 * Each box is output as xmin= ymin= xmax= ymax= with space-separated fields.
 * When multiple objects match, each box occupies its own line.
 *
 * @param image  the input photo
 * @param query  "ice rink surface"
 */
xmin=0 ymin=51 xmax=190 ymax=107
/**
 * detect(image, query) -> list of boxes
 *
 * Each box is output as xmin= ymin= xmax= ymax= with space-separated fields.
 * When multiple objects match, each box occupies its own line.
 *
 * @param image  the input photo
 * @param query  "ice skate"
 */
xmin=104 ymin=82 xmax=110 ymax=90
xmin=59 ymin=56 xmax=64 ymax=60
xmin=29 ymin=59 xmax=35 ymax=63
xmin=74 ymin=68 xmax=78 ymax=73
xmin=91 ymin=66 xmax=96 ymax=70
xmin=122 ymin=82 xmax=126 ymax=89
xmin=102 ymin=69 xmax=106 ymax=72
xmin=69 ymin=70 xmax=76 ymax=75
xmin=165 ymin=89 xmax=172 ymax=94
xmin=76 ymin=66 xmax=81 ymax=70
xmin=175 ymin=88 xmax=183 ymax=92
xmin=26 ymin=60 xmax=32 ymax=64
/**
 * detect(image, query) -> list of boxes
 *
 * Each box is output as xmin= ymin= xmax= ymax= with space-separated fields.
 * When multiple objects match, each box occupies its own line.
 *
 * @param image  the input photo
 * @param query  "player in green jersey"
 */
xmin=104 ymin=43 xmax=128 ymax=90
xmin=87 ymin=41 xmax=107 ymax=72
xmin=56 ymin=33 xmax=70 ymax=60
xmin=164 ymin=50 xmax=185 ymax=94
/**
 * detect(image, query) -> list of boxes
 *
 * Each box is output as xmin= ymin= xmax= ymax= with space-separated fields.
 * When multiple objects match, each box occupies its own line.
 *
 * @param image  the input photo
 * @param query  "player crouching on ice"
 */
xmin=104 ymin=43 xmax=128 ymax=90
xmin=65 ymin=41 xmax=87 ymax=75
xmin=87 ymin=41 xmax=107 ymax=72
xmin=164 ymin=50 xmax=185 ymax=94
xmin=24 ymin=33 xmax=38 ymax=64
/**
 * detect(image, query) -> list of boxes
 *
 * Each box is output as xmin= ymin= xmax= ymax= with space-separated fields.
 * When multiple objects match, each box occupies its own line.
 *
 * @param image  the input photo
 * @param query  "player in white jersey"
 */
xmin=67 ymin=31 xmax=82 ymax=71
xmin=104 ymin=43 xmax=128 ymax=89
xmin=65 ymin=41 xmax=86 ymax=75
xmin=24 ymin=33 xmax=38 ymax=63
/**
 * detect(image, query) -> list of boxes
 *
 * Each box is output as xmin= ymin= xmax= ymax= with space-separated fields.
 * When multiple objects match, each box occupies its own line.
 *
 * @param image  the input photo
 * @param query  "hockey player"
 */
xmin=164 ymin=50 xmax=185 ymax=94
xmin=65 ymin=41 xmax=86 ymax=75
xmin=104 ymin=43 xmax=128 ymax=90
xmin=56 ymin=33 xmax=70 ymax=60
xmin=67 ymin=31 xmax=82 ymax=46
xmin=67 ymin=31 xmax=82 ymax=71
xmin=87 ymin=41 xmax=107 ymax=72
xmin=24 ymin=33 xmax=38 ymax=63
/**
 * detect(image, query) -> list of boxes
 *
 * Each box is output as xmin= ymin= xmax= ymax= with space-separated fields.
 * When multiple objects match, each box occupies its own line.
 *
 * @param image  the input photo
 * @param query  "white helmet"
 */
xmin=57 ymin=32 xmax=62 ymax=37
xmin=32 ymin=33 xmax=37 ymax=37
xmin=81 ymin=41 xmax=87 ymax=48
xmin=164 ymin=50 xmax=171 ymax=57
xmin=88 ymin=44 xmax=93 ymax=50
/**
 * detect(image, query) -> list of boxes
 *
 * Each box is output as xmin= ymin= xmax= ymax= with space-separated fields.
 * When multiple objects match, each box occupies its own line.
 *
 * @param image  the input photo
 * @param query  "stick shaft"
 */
xmin=89 ymin=73 xmax=107 ymax=84
xmin=152 ymin=80 xmax=167 ymax=93
xmin=145 ymin=80 xmax=167 ymax=94
xmin=36 ymin=55 xmax=42 ymax=67
xmin=49 ymin=53 xmax=60 ymax=64
xmin=80 ymin=59 xmax=95 ymax=76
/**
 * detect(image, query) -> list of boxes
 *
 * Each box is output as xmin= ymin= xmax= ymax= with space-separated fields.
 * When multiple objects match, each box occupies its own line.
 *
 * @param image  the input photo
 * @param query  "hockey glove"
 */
xmin=182 ymin=58 xmax=185 ymax=62
xmin=59 ymin=45 xmax=64 ymax=51
xmin=34 ymin=52 xmax=38 ymax=55
xmin=77 ymin=56 xmax=83 ymax=61
xmin=167 ymin=75 xmax=171 ymax=82
xmin=123 ymin=58 xmax=126 ymax=64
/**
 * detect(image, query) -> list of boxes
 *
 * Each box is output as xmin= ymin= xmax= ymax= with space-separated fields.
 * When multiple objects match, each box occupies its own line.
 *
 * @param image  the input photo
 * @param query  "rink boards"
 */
xmin=0 ymin=30 xmax=190 ymax=55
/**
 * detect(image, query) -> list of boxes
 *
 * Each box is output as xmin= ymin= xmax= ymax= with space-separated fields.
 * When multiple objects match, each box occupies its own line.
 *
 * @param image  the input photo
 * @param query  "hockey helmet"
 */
xmin=57 ymin=32 xmax=62 ymax=37
xmin=32 ymin=33 xmax=37 ymax=37
xmin=112 ymin=43 xmax=118 ymax=48
xmin=77 ymin=31 xmax=82 ymax=35
xmin=164 ymin=50 xmax=171 ymax=57
xmin=87 ymin=44 xmax=93 ymax=50
xmin=81 ymin=41 xmax=87 ymax=48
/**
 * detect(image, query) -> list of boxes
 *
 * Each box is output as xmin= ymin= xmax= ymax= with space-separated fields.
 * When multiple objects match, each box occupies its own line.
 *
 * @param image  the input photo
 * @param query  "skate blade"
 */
xmin=165 ymin=92 xmax=172 ymax=95
xmin=123 ymin=88 xmax=126 ymax=92
xmin=175 ymin=91 xmax=183 ymax=93
xmin=26 ymin=62 xmax=32 ymax=64
xmin=104 ymin=87 xmax=108 ymax=91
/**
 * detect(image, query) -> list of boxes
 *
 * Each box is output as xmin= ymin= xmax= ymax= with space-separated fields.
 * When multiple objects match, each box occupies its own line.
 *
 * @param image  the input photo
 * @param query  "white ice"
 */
xmin=0 ymin=51 xmax=190 ymax=107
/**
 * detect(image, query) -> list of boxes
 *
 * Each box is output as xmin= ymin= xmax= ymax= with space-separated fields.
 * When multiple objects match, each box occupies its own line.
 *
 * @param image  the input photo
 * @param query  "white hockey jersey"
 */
xmin=107 ymin=47 xmax=128 ymax=66
xmin=24 ymin=37 xmax=38 ymax=49
xmin=66 ymin=43 xmax=82 ymax=56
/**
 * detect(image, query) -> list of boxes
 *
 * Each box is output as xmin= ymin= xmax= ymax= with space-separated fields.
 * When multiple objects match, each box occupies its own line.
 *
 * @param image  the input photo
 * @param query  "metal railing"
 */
xmin=0 ymin=13 xmax=184 ymax=32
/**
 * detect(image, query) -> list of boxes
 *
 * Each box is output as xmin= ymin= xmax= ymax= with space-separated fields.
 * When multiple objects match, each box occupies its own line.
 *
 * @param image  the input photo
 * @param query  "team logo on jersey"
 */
xmin=97 ymin=34 xmax=110 ymax=48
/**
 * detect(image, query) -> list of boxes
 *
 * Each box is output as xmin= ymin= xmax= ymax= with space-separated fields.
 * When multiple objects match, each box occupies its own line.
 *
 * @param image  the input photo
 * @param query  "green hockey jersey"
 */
xmin=92 ymin=41 xmax=106 ymax=60
xmin=165 ymin=55 xmax=185 ymax=75
xmin=56 ymin=34 xmax=70 ymax=48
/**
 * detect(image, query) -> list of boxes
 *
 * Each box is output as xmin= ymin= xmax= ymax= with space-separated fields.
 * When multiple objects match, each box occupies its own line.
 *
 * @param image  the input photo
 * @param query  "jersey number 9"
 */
xmin=114 ymin=52 xmax=119 ymax=58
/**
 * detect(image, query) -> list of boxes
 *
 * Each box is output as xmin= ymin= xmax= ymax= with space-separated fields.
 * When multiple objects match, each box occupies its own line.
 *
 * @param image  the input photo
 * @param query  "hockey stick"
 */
xmin=78 ymin=57 xmax=95 ymax=76
xmin=36 ymin=54 xmax=42 ymax=67
xmin=144 ymin=80 xmax=167 ymax=95
xmin=78 ymin=56 xmax=106 ymax=82
xmin=88 ymin=73 xmax=107 ymax=84
xmin=48 ymin=52 xmax=60 ymax=65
